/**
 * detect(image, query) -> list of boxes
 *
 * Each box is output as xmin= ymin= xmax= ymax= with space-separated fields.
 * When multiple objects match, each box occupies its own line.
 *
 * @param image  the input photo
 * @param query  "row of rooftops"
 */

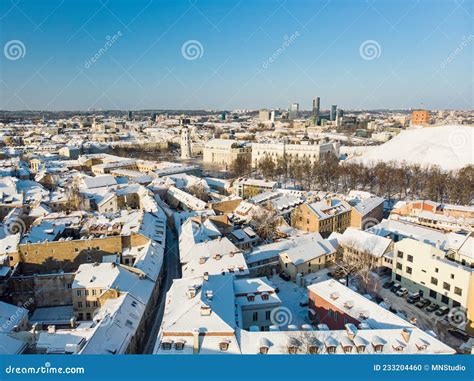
xmin=154 ymin=274 xmax=455 ymax=355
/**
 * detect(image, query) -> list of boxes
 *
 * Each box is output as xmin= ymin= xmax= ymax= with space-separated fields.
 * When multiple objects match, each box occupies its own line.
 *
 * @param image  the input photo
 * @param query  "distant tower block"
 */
xmin=181 ymin=126 xmax=192 ymax=159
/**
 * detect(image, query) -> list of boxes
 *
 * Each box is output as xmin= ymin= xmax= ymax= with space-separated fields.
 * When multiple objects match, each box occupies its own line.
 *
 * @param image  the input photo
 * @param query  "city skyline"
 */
xmin=0 ymin=0 xmax=472 ymax=111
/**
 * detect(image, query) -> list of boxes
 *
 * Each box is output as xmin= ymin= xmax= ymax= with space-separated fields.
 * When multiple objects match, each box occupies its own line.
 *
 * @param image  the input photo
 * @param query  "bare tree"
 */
xmin=186 ymin=183 xmax=210 ymax=202
xmin=333 ymin=238 xmax=381 ymax=295
xmin=250 ymin=204 xmax=281 ymax=242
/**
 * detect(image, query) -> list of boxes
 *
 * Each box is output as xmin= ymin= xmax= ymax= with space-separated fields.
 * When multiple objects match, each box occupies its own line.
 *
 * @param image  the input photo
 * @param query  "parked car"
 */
xmin=448 ymin=329 xmax=470 ymax=342
xmin=435 ymin=306 xmax=450 ymax=316
xmin=407 ymin=293 xmax=421 ymax=304
xmin=279 ymin=272 xmax=291 ymax=281
xmin=299 ymin=299 xmax=309 ymax=307
xmin=396 ymin=288 xmax=408 ymax=297
xmin=415 ymin=299 xmax=430 ymax=309
xmin=426 ymin=304 xmax=440 ymax=313
xmin=382 ymin=280 xmax=394 ymax=289
xmin=390 ymin=283 xmax=401 ymax=293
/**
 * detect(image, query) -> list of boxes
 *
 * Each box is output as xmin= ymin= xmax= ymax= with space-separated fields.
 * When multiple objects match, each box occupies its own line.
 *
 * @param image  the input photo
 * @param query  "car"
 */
xmin=435 ymin=306 xmax=450 ymax=316
xmin=396 ymin=288 xmax=408 ymax=297
xmin=390 ymin=283 xmax=401 ymax=293
xmin=415 ymin=299 xmax=430 ymax=309
xmin=407 ymin=293 xmax=421 ymax=304
xmin=382 ymin=280 xmax=394 ymax=289
xmin=448 ymin=329 xmax=470 ymax=342
xmin=299 ymin=300 xmax=309 ymax=307
xmin=279 ymin=272 xmax=291 ymax=281
xmin=426 ymin=304 xmax=440 ymax=313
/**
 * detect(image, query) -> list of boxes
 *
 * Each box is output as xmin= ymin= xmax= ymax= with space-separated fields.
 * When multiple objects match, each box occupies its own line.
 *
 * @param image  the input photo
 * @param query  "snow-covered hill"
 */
xmin=349 ymin=125 xmax=473 ymax=171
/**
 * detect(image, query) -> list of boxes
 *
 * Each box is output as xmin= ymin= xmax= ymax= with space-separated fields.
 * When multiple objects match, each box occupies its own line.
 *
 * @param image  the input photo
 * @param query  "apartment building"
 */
xmin=349 ymin=196 xmax=384 ymax=229
xmin=391 ymin=238 xmax=474 ymax=333
xmin=291 ymin=199 xmax=352 ymax=237
xmin=251 ymin=140 xmax=340 ymax=168
xmin=202 ymin=139 xmax=251 ymax=169
xmin=279 ymin=233 xmax=336 ymax=281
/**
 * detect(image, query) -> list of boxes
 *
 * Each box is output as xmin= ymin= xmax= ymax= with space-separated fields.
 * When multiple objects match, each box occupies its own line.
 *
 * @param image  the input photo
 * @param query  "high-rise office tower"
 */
xmin=312 ymin=97 xmax=320 ymax=117
xmin=330 ymin=105 xmax=337 ymax=121
xmin=289 ymin=103 xmax=299 ymax=120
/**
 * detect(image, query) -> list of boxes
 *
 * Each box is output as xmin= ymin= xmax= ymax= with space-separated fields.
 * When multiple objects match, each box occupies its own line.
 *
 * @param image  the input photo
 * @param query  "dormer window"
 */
xmin=261 ymin=293 xmax=269 ymax=301
xmin=161 ymin=339 xmax=172 ymax=350
xmin=287 ymin=338 xmax=300 ymax=354
xmin=259 ymin=338 xmax=271 ymax=354
xmin=219 ymin=339 xmax=231 ymax=351
xmin=373 ymin=344 xmax=384 ymax=353
xmin=356 ymin=345 xmax=366 ymax=353
xmin=342 ymin=345 xmax=353 ymax=353
xmin=175 ymin=339 xmax=185 ymax=351
xmin=326 ymin=345 xmax=337 ymax=354
xmin=392 ymin=344 xmax=405 ymax=352
xmin=247 ymin=294 xmax=255 ymax=302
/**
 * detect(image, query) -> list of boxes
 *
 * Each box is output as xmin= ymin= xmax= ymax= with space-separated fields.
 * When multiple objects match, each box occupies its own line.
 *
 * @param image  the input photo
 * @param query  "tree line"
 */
xmin=257 ymin=154 xmax=473 ymax=205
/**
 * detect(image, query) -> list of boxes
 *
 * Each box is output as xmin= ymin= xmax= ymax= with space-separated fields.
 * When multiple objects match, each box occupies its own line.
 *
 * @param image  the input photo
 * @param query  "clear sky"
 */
xmin=0 ymin=0 xmax=472 ymax=111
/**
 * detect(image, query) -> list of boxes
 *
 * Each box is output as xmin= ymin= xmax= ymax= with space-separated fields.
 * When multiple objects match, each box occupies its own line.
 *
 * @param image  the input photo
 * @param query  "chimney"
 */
xmin=199 ymin=256 xmax=206 ymax=265
xmin=70 ymin=317 xmax=77 ymax=328
xmin=193 ymin=328 xmax=200 ymax=354
xmin=401 ymin=328 xmax=411 ymax=343
xmin=203 ymin=272 xmax=209 ymax=281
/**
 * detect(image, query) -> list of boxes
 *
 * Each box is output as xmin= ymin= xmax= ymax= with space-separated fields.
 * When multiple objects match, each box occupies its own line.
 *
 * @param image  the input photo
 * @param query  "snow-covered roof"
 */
xmin=339 ymin=228 xmax=392 ymax=258
xmin=308 ymin=280 xmax=410 ymax=330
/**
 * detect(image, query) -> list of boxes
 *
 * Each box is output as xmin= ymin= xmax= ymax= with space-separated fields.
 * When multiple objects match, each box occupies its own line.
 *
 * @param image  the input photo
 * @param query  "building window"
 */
xmin=67 ymin=283 xmax=72 ymax=289
xmin=397 ymin=251 xmax=403 ymax=259
xmin=431 ymin=277 xmax=438 ymax=286
xmin=253 ymin=312 xmax=258 ymax=321
xmin=429 ymin=290 xmax=437 ymax=299
xmin=450 ymin=274 xmax=455 ymax=280
xmin=92 ymin=289 xmax=96 ymax=296
xmin=443 ymin=282 xmax=450 ymax=291
xmin=85 ymin=290 xmax=89 ymax=296
xmin=76 ymin=290 xmax=82 ymax=297
xmin=333 ymin=311 xmax=339 ymax=322
xmin=454 ymin=287 xmax=462 ymax=296
xmin=77 ymin=302 xmax=82 ymax=308
xmin=395 ymin=274 xmax=401 ymax=281
xmin=396 ymin=263 xmax=402 ymax=270
xmin=93 ymin=301 xmax=98 ymax=307
xmin=265 ymin=311 xmax=271 ymax=320
xmin=406 ymin=267 xmax=412 ymax=275
xmin=407 ymin=255 xmax=413 ymax=263
xmin=435 ymin=268 xmax=439 ymax=273
xmin=86 ymin=301 xmax=90 ymax=308
xmin=441 ymin=295 xmax=449 ymax=305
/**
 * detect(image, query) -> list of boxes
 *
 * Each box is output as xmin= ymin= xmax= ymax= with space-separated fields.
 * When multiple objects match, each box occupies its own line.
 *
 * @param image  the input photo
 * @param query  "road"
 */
xmin=142 ymin=226 xmax=181 ymax=354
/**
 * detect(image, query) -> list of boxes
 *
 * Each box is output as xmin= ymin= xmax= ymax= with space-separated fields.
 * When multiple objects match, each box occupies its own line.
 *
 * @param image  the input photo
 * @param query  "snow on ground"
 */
xmin=269 ymin=275 xmax=310 ymax=327
xmin=349 ymin=125 xmax=474 ymax=171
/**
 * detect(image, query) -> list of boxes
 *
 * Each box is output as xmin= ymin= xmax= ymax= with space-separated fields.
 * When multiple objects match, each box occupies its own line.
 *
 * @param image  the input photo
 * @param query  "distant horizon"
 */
xmin=1 ymin=0 xmax=472 ymax=110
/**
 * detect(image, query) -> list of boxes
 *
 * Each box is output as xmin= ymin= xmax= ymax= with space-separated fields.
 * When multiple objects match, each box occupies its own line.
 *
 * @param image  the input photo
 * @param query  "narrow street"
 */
xmin=142 ymin=227 xmax=181 ymax=354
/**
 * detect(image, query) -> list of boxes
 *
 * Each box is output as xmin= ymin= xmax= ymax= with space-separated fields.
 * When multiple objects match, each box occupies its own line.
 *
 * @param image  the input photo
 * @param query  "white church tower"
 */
xmin=180 ymin=126 xmax=192 ymax=159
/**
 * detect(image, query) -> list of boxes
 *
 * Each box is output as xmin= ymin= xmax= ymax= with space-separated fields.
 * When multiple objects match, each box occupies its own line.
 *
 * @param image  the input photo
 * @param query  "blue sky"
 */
xmin=0 ymin=0 xmax=472 ymax=111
